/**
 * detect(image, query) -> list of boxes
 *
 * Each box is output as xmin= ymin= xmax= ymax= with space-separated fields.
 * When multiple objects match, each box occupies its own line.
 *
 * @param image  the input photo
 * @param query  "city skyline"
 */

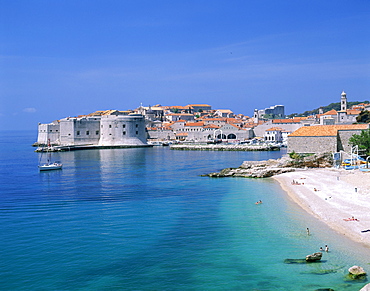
xmin=1 ymin=0 xmax=369 ymax=130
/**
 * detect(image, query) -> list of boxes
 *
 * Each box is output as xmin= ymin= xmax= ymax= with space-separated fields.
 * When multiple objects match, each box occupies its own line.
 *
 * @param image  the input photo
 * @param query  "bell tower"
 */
xmin=340 ymin=91 xmax=347 ymax=111
xmin=253 ymin=109 xmax=259 ymax=124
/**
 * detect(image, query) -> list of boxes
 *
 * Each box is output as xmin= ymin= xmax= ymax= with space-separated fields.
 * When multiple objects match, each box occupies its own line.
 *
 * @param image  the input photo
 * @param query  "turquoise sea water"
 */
xmin=1 ymin=130 xmax=370 ymax=291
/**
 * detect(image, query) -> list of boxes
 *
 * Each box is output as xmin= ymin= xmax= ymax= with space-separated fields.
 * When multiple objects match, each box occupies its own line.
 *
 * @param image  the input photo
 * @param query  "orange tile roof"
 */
xmin=176 ymin=132 xmax=188 ymax=136
xmin=289 ymin=124 xmax=368 ymax=137
xmin=346 ymin=109 xmax=361 ymax=115
xmin=185 ymin=122 xmax=204 ymax=127
xmin=225 ymin=118 xmax=241 ymax=123
xmin=324 ymin=109 xmax=337 ymax=115
xmin=204 ymin=124 xmax=220 ymax=129
xmin=187 ymin=104 xmax=211 ymax=107
xmin=266 ymin=127 xmax=284 ymax=131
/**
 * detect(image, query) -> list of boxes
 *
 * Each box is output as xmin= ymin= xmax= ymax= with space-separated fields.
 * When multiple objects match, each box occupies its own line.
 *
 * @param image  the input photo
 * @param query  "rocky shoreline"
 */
xmin=204 ymin=153 xmax=334 ymax=178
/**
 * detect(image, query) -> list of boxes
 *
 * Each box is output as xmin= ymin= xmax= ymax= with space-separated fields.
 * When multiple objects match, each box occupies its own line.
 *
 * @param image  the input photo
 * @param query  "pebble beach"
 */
xmin=273 ymin=168 xmax=370 ymax=248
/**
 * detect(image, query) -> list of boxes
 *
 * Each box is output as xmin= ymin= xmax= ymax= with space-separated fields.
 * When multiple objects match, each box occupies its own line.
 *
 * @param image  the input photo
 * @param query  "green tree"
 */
xmin=356 ymin=110 xmax=370 ymax=123
xmin=349 ymin=129 xmax=370 ymax=155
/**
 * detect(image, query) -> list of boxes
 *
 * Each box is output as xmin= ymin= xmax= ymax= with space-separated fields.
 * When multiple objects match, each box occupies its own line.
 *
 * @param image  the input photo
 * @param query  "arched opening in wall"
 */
xmin=227 ymin=133 xmax=236 ymax=139
xmin=207 ymin=134 xmax=212 ymax=140
xmin=217 ymin=134 xmax=227 ymax=139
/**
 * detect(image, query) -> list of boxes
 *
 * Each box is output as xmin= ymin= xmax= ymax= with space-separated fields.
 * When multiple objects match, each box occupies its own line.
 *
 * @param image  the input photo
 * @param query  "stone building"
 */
xmin=287 ymin=124 xmax=369 ymax=154
xmin=37 ymin=110 xmax=148 ymax=147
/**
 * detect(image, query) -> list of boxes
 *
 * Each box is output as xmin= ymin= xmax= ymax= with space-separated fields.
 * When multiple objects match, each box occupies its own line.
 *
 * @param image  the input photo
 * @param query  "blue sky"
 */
xmin=1 ymin=0 xmax=369 ymax=130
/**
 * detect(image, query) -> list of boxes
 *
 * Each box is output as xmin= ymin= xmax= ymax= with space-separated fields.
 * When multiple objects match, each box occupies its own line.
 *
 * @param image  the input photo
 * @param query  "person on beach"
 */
xmin=306 ymin=228 xmax=310 ymax=235
xmin=325 ymin=245 xmax=329 ymax=252
xmin=320 ymin=247 xmax=323 ymax=251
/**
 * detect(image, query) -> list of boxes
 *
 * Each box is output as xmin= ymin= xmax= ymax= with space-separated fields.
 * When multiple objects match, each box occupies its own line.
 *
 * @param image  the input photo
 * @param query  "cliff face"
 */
xmin=205 ymin=153 xmax=333 ymax=178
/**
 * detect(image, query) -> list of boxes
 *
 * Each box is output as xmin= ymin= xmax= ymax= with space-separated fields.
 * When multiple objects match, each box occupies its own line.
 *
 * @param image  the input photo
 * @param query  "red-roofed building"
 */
xmin=288 ymin=124 xmax=369 ymax=154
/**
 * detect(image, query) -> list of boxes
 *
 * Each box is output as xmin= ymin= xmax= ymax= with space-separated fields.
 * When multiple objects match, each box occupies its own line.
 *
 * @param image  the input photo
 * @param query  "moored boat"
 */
xmin=39 ymin=162 xmax=63 ymax=171
xmin=38 ymin=139 xmax=63 ymax=171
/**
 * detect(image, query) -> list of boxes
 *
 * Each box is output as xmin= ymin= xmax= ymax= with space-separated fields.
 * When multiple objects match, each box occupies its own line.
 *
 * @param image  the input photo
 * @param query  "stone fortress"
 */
xmin=36 ymin=110 xmax=148 ymax=148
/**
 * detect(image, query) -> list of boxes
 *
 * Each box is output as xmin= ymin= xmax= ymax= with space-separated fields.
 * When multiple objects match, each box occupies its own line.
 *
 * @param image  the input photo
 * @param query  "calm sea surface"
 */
xmin=1 ymin=130 xmax=370 ymax=291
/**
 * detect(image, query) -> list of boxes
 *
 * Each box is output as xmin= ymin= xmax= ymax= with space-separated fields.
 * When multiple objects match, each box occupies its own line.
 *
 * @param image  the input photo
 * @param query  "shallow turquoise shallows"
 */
xmin=1 ymin=131 xmax=370 ymax=291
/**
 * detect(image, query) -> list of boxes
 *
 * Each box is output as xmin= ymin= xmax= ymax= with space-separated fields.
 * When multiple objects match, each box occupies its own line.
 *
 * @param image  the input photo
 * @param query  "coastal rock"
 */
xmin=305 ymin=252 xmax=323 ymax=262
xmin=205 ymin=152 xmax=333 ymax=178
xmin=347 ymin=265 xmax=367 ymax=280
xmin=360 ymin=283 xmax=370 ymax=291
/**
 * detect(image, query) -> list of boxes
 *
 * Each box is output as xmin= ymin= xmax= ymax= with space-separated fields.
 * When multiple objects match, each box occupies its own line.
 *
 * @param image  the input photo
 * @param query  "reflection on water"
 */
xmin=1 ymin=132 xmax=370 ymax=290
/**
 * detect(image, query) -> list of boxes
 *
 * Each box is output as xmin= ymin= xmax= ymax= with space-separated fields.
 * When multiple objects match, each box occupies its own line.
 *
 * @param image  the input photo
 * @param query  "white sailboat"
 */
xmin=38 ymin=139 xmax=63 ymax=171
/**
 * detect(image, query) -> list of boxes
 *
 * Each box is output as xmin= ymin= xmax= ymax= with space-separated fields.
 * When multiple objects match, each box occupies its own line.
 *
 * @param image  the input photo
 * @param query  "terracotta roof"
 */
xmin=176 ymin=132 xmax=188 ymax=136
xmin=204 ymin=124 xmax=220 ymax=129
xmin=187 ymin=104 xmax=211 ymax=107
xmin=346 ymin=109 xmax=361 ymax=115
xmin=225 ymin=118 xmax=241 ymax=124
xmin=184 ymin=122 xmax=204 ymax=127
xmin=289 ymin=124 xmax=368 ymax=137
xmin=292 ymin=117 xmax=308 ymax=121
xmin=266 ymin=127 xmax=284 ymax=132
xmin=324 ymin=109 xmax=337 ymax=115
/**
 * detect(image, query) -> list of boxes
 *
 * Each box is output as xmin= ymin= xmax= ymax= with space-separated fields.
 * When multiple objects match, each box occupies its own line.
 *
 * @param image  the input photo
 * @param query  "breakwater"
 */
xmin=170 ymin=144 xmax=280 ymax=151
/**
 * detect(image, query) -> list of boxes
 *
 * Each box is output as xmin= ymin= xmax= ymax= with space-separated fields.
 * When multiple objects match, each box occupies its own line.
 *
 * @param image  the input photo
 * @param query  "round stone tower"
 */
xmin=98 ymin=113 xmax=147 ymax=146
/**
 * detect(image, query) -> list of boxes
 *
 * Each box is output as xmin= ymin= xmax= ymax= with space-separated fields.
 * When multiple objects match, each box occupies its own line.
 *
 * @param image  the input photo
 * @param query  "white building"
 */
xmin=36 ymin=110 xmax=148 ymax=147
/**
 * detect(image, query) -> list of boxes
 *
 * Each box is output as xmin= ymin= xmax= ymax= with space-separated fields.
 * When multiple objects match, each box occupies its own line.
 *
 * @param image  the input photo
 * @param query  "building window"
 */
xmin=96 ymin=131 xmax=99 ymax=135
xmin=136 ymin=124 xmax=138 ymax=128
xmin=136 ymin=131 xmax=138 ymax=135
xmin=50 ymin=130 xmax=52 ymax=132
xmin=77 ymin=131 xmax=80 ymax=135
xmin=86 ymin=131 xmax=89 ymax=135
xmin=123 ymin=124 xmax=126 ymax=128
xmin=123 ymin=131 xmax=126 ymax=135
xmin=109 ymin=124 xmax=112 ymax=128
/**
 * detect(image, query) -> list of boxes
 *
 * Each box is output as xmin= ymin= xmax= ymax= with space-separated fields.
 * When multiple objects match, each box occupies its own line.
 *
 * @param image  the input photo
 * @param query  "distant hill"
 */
xmin=287 ymin=101 xmax=370 ymax=118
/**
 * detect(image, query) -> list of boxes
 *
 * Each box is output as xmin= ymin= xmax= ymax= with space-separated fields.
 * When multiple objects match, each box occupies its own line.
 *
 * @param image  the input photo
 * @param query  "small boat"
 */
xmin=38 ymin=139 xmax=63 ymax=171
xmin=39 ymin=162 xmax=63 ymax=171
